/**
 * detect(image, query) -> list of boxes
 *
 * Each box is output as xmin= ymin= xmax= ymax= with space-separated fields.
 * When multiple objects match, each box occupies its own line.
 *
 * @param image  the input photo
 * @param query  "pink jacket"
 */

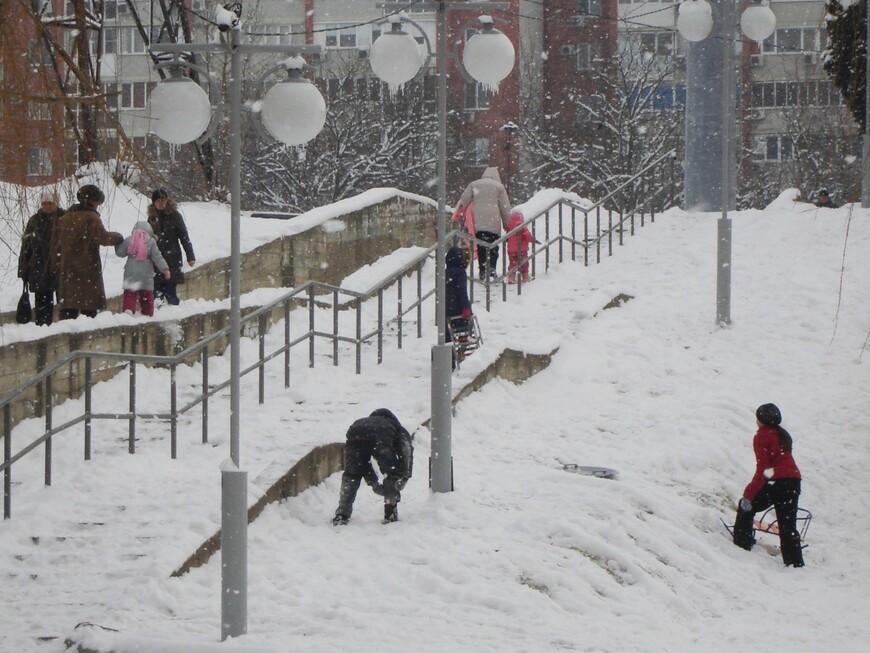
xmin=506 ymin=212 xmax=534 ymax=255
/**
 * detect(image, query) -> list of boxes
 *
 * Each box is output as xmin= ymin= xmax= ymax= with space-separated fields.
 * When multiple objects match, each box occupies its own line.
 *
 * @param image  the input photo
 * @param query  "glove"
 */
xmin=739 ymin=497 xmax=753 ymax=512
xmin=371 ymin=483 xmax=386 ymax=496
xmin=462 ymin=306 xmax=472 ymax=319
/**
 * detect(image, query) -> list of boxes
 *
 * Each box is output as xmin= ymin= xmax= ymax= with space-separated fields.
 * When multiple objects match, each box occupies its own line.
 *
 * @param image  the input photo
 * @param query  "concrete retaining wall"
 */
xmin=1 ymin=195 xmax=436 ymax=431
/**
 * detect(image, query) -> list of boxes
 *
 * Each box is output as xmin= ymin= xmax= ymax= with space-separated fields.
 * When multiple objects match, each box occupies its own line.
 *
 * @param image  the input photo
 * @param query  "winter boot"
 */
xmin=383 ymin=503 xmax=399 ymax=524
xmin=522 ymin=273 xmax=531 ymax=283
xmin=332 ymin=514 xmax=349 ymax=526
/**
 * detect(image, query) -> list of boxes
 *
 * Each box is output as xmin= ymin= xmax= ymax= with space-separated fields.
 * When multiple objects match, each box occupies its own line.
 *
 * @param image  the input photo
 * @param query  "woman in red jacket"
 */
xmin=732 ymin=403 xmax=804 ymax=567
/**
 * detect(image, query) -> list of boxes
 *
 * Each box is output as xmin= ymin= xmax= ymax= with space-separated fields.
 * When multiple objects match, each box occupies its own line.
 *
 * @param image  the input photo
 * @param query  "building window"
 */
xmin=576 ymin=0 xmax=603 ymax=17
xmin=639 ymin=31 xmax=677 ymax=57
xmin=576 ymin=44 xmax=595 ymax=70
xmin=120 ymin=27 xmax=147 ymax=55
xmin=463 ymin=137 xmax=491 ymax=166
xmin=641 ymin=84 xmax=686 ymax=111
xmin=316 ymin=23 xmax=378 ymax=50
xmin=103 ymin=28 xmax=118 ymax=55
xmin=28 ymin=38 xmax=52 ymax=66
xmin=28 ymin=148 xmax=53 ymax=177
xmin=750 ymin=80 xmax=843 ymax=108
xmin=464 ymin=81 xmax=491 ymax=109
xmin=27 ymin=101 xmax=52 ymax=121
xmin=753 ymin=136 xmax=793 ymax=162
xmin=120 ymin=82 xmax=148 ymax=109
xmin=260 ymin=25 xmax=296 ymax=46
xmin=761 ymin=27 xmax=822 ymax=55
xmin=104 ymin=83 xmax=119 ymax=110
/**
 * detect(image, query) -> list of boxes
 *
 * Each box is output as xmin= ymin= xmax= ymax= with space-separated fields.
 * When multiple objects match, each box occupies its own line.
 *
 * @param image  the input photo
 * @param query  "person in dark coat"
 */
xmin=147 ymin=189 xmax=195 ymax=306
xmin=445 ymin=246 xmax=473 ymax=369
xmin=50 ymin=185 xmax=123 ymax=320
xmin=732 ymin=403 xmax=805 ymax=567
xmin=18 ymin=191 xmax=64 ymax=325
xmin=814 ymin=189 xmax=839 ymax=208
xmin=332 ymin=408 xmax=413 ymax=525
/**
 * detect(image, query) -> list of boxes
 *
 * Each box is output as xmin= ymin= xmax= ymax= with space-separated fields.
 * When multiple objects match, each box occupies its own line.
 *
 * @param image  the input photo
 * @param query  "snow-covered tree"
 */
xmin=519 ymin=35 xmax=683 ymax=213
xmin=824 ymin=0 xmax=866 ymax=129
xmin=241 ymin=56 xmax=452 ymax=213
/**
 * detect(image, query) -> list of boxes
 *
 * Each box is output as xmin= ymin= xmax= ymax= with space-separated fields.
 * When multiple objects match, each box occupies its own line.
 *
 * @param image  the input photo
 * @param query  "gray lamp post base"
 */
xmin=430 ymin=343 xmax=454 ymax=493
xmin=221 ymin=467 xmax=247 ymax=640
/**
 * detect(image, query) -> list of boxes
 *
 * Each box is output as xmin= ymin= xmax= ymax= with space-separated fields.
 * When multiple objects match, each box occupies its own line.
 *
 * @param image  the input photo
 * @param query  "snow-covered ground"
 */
xmin=1 ymin=188 xmax=869 ymax=652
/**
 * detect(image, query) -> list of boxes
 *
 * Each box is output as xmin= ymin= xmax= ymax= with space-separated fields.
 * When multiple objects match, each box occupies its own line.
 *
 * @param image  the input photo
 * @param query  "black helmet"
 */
xmin=77 ymin=184 xmax=105 ymax=205
xmin=756 ymin=403 xmax=782 ymax=426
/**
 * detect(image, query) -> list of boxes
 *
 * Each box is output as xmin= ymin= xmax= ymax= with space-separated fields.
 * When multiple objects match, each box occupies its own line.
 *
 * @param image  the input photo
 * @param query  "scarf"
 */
xmin=128 ymin=228 xmax=149 ymax=262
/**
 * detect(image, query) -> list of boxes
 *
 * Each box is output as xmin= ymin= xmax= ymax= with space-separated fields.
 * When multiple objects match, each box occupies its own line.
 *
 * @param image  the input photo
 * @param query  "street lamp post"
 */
xmin=371 ymin=3 xmax=514 ymax=493
xmin=678 ymin=0 xmax=776 ymax=325
xmin=148 ymin=12 xmax=325 ymax=640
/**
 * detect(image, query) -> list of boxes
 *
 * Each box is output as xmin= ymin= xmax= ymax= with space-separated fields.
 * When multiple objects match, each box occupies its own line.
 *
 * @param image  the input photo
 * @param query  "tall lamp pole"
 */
xmin=371 ymin=3 xmax=514 ymax=493
xmin=149 ymin=5 xmax=325 ymax=639
xmin=678 ymin=0 xmax=776 ymax=325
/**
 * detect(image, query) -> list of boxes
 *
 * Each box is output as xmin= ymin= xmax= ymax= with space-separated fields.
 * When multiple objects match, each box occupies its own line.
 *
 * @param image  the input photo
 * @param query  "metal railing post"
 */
xmin=558 ymin=203 xmax=564 ymax=263
xmin=596 ymin=209 xmax=602 ymax=264
xmin=258 ymin=314 xmax=266 ymax=404
xmin=5 ymin=404 xmax=12 ymax=518
xmin=394 ymin=281 xmax=400 ymax=350
xmin=332 ymin=289 xmax=339 ymax=367
xmin=284 ymin=300 xmax=291 ymax=389
xmin=583 ymin=212 xmax=589 ymax=267
xmin=570 ymin=205 xmax=576 ymax=262
xmin=202 ymin=349 xmax=209 ymax=444
xmin=417 ymin=261 xmax=423 ymax=339
xmin=84 ymin=358 xmax=92 ymax=461
xmin=608 ymin=211 xmax=613 ymax=257
xmin=128 ymin=357 xmax=136 ymax=454
xmin=44 ymin=375 xmax=52 ymax=487
xmin=378 ymin=289 xmax=386 ymax=361
xmin=170 ymin=364 xmax=177 ymax=459
xmin=355 ymin=298 xmax=362 ymax=374
xmin=308 ymin=286 xmax=315 ymax=368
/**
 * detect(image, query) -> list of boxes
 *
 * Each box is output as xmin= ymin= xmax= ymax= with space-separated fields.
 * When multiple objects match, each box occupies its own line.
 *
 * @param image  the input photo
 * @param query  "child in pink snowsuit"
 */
xmin=115 ymin=221 xmax=170 ymax=316
xmin=506 ymin=210 xmax=535 ymax=284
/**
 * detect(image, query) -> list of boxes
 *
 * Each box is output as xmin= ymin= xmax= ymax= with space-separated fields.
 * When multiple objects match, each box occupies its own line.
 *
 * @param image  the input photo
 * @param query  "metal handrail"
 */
xmin=2 ymin=181 xmax=670 ymax=519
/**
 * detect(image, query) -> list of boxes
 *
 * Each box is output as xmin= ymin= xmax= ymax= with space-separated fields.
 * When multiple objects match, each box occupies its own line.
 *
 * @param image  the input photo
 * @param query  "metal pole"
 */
xmin=685 ymin=0 xmax=729 ymax=211
xmin=430 ymin=0 xmax=453 ymax=493
xmin=221 ymin=26 xmax=247 ymax=640
xmin=863 ymin=0 xmax=870 ymax=207
xmin=716 ymin=1 xmax=735 ymax=325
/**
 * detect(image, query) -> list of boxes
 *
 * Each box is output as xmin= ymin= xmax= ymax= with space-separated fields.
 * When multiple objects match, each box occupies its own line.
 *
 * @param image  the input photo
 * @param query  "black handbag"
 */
xmin=16 ymin=282 xmax=32 ymax=324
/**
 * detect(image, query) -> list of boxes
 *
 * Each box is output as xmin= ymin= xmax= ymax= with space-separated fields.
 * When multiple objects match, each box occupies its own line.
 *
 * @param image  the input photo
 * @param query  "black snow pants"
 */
xmin=733 ymin=478 xmax=804 ymax=566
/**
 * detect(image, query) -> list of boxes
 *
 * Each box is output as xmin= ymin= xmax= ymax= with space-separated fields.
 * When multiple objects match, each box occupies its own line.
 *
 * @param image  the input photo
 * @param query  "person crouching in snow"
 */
xmin=732 ymin=403 xmax=804 ymax=567
xmin=332 ymin=408 xmax=413 ymax=525
xmin=115 ymin=221 xmax=170 ymax=316
xmin=506 ymin=209 xmax=537 ymax=284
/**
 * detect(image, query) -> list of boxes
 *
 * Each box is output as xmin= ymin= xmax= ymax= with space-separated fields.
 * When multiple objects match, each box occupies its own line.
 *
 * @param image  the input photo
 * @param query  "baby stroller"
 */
xmin=448 ymin=314 xmax=483 ymax=366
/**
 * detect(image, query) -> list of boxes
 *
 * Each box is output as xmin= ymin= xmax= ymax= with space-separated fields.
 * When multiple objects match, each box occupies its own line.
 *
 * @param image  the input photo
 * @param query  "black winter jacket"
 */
xmin=446 ymin=246 xmax=471 ymax=319
xmin=18 ymin=207 xmax=65 ymax=292
xmin=147 ymin=200 xmax=195 ymax=283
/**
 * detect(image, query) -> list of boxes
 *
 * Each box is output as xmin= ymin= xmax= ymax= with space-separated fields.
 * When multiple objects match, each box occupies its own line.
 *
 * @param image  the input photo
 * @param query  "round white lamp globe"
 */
xmin=148 ymin=77 xmax=212 ymax=144
xmin=370 ymin=28 xmax=423 ymax=90
xmin=740 ymin=4 xmax=777 ymax=43
xmin=261 ymin=78 xmax=326 ymax=146
xmin=463 ymin=22 xmax=515 ymax=90
xmin=677 ymin=0 xmax=714 ymax=43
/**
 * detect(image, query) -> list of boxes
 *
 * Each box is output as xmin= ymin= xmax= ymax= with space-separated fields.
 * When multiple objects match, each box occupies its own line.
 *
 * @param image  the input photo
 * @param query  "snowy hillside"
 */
xmin=1 ymin=191 xmax=869 ymax=652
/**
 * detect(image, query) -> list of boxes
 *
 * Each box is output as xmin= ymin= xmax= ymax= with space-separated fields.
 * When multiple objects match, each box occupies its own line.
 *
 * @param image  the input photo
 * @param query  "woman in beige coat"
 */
xmin=458 ymin=167 xmax=511 ymax=279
